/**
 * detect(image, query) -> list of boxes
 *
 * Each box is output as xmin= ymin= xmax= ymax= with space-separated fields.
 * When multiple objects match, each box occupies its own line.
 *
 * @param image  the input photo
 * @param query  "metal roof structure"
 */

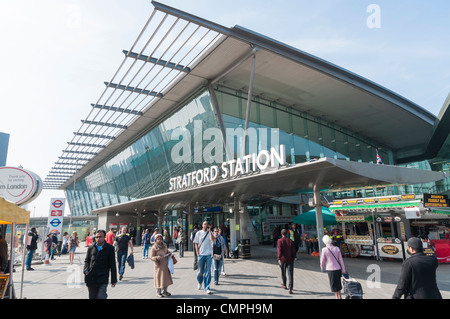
xmin=43 ymin=1 xmax=443 ymax=190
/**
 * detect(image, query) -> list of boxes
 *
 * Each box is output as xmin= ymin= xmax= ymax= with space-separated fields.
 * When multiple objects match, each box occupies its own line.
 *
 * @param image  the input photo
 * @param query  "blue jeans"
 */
xmin=143 ymin=244 xmax=150 ymax=257
xmin=117 ymin=250 xmax=127 ymax=275
xmin=213 ymin=257 xmax=223 ymax=284
xmin=197 ymin=255 xmax=212 ymax=291
xmin=26 ymin=249 xmax=35 ymax=269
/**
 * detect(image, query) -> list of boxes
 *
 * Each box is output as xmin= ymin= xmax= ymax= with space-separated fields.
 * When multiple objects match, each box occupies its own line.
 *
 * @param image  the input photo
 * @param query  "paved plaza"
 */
xmin=12 ymin=242 xmax=450 ymax=300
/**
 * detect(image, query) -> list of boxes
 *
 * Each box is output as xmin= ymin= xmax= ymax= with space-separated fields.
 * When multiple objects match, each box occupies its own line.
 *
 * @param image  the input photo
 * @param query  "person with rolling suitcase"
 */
xmin=320 ymin=235 xmax=347 ymax=299
xmin=342 ymin=273 xmax=363 ymax=299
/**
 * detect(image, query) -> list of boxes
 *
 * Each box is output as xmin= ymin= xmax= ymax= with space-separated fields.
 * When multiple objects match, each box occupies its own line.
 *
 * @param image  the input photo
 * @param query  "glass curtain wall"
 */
xmin=66 ymin=90 xmax=221 ymax=216
xmin=66 ymin=85 xmax=395 ymax=216
xmin=214 ymin=86 xmax=390 ymax=165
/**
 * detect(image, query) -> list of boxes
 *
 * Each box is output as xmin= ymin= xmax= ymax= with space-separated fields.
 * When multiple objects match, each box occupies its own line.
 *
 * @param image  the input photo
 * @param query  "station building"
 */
xmin=43 ymin=2 xmax=449 ymax=252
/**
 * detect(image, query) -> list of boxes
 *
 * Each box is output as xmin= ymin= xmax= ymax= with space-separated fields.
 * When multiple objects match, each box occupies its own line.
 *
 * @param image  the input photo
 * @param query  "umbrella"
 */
xmin=293 ymin=207 xmax=336 ymax=225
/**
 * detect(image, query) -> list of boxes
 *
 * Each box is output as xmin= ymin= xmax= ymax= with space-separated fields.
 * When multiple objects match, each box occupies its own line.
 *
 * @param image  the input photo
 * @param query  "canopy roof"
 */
xmin=0 ymin=197 xmax=30 ymax=224
xmin=44 ymin=1 xmax=440 ymax=190
xmin=91 ymin=157 xmax=445 ymax=215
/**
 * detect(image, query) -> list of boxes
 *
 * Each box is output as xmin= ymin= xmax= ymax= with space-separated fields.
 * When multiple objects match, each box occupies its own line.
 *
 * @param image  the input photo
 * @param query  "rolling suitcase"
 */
xmin=342 ymin=275 xmax=363 ymax=299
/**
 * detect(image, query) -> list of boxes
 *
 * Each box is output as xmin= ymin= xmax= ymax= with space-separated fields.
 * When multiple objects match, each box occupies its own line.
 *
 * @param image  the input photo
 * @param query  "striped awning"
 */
xmin=330 ymin=200 xmax=421 ymax=212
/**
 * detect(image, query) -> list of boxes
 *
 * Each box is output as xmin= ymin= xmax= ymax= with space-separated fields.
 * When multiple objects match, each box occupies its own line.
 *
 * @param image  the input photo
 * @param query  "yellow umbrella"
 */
xmin=0 ymin=197 xmax=30 ymax=224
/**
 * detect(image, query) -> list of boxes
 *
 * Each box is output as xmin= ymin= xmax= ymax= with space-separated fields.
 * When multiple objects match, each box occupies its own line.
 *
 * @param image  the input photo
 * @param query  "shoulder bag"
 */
xmin=327 ymin=247 xmax=344 ymax=274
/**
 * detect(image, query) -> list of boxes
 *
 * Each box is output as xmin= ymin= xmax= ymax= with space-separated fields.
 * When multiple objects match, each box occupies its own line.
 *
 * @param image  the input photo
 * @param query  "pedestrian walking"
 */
xmin=142 ymin=228 xmax=151 ymax=259
xmin=190 ymin=224 xmax=199 ymax=270
xmin=272 ymin=226 xmax=280 ymax=248
xmin=44 ymin=234 xmax=52 ymax=264
xmin=84 ymin=229 xmax=117 ymax=299
xmin=277 ymin=229 xmax=296 ymax=294
xmin=193 ymin=221 xmax=214 ymax=294
xmin=164 ymin=227 xmax=171 ymax=248
xmin=61 ymin=232 xmax=69 ymax=255
xmin=172 ymin=226 xmax=178 ymax=252
xmin=26 ymin=227 xmax=39 ymax=271
xmin=289 ymin=223 xmax=301 ymax=259
xmin=68 ymin=231 xmax=79 ymax=265
xmin=177 ymin=228 xmax=185 ymax=257
xmin=150 ymin=228 xmax=159 ymax=245
xmin=50 ymin=233 xmax=58 ymax=260
xmin=105 ymin=228 xmax=115 ymax=245
xmin=320 ymin=235 xmax=346 ymax=299
xmin=392 ymin=237 xmax=442 ymax=299
xmin=212 ymin=227 xmax=225 ymax=285
xmin=218 ymin=227 xmax=227 ymax=276
xmin=150 ymin=234 xmax=173 ymax=297
xmin=114 ymin=226 xmax=134 ymax=281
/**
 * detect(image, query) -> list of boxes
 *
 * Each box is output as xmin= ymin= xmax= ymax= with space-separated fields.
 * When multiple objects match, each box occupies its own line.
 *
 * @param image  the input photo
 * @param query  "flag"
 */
xmin=376 ymin=149 xmax=383 ymax=165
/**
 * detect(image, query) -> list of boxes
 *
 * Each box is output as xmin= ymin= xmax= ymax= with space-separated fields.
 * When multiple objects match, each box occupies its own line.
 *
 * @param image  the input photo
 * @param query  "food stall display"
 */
xmin=330 ymin=194 xmax=423 ymax=261
xmin=335 ymin=215 xmax=376 ymax=258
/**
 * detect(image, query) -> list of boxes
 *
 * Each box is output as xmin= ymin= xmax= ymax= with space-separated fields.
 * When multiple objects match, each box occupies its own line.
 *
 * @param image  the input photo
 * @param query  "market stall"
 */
xmin=0 ymin=197 xmax=30 ymax=299
xmin=334 ymin=215 xmax=376 ymax=258
xmin=330 ymin=194 xmax=424 ymax=261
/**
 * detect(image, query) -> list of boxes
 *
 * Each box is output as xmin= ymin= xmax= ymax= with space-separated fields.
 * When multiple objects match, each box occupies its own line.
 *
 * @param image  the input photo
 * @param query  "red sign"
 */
xmin=51 ymin=210 xmax=63 ymax=216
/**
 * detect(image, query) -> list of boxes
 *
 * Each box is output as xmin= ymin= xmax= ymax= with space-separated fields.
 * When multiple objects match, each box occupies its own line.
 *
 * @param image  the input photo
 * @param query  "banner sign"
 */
xmin=47 ymin=198 xmax=65 ymax=240
xmin=0 ymin=166 xmax=42 ymax=206
xmin=423 ymin=194 xmax=450 ymax=208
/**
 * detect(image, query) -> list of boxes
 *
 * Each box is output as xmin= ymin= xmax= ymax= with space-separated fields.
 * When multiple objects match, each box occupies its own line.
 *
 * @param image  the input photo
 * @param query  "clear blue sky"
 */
xmin=0 ymin=0 xmax=449 ymax=217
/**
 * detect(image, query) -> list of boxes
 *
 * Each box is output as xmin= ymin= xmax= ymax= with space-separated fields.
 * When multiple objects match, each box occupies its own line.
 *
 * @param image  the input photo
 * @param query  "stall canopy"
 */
xmin=293 ymin=207 xmax=336 ymax=225
xmin=0 ymin=197 xmax=30 ymax=224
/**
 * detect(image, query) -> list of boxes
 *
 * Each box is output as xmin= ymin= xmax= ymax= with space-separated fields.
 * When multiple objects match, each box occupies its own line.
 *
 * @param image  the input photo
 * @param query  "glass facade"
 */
xmin=214 ymin=86 xmax=390 ymax=165
xmin=66 ymin=90 xmax=221 ymax=215
xmin=66 ymin=85 xmax=448 ymax=218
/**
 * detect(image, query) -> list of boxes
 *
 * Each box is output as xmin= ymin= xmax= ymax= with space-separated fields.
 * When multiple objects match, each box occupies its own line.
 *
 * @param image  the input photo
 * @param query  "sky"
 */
xmin=0 ymin=0 xmax=449 ymax=217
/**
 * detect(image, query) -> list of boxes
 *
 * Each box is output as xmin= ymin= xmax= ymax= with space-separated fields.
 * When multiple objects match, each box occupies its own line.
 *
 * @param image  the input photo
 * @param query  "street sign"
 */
xmin=47 ymin=198 xmax=65 ymax=240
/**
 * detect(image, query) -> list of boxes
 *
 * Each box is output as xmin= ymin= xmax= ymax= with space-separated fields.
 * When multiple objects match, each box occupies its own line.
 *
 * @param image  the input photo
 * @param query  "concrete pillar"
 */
xmin=314 ymin=185 xmax=325 ymax=254
xmin=136 ymin=211 xmax=142 ymax=246
xmin=239 ymin=200 xmax=259 ymax=245
xmin=187 ymin=203 xmax=194 ymax=251
xmin=230 ymin=197 xmax=240 ymax=250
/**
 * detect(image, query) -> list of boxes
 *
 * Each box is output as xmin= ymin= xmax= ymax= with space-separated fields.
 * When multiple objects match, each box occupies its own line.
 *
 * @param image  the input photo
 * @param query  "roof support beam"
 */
xmin=67 ymin=142 xmax=106 ymax=148
xmin=73 ymin=132 xmax=115 ymax=140
xmin=91 ymin=104 xmax=144 ymax=116
xmin=63 ymin=150 xmax=98 ymax=155
xmin=54 ymin=162 xmax=83 ymax=166
xmin=58 ymin=157 xmax=90 ymax=161
xmin=123 ymin=50 xmax=191 ymax=73
xmin=104 ymin=82 xmax=163 ymax=98
xmin=51 ymin=167 xmax=80 ymax=171
xmin=242 ymin=50 xmax=257 ymax=158
xmin=81 ymin=120 xmax=128 ymax=130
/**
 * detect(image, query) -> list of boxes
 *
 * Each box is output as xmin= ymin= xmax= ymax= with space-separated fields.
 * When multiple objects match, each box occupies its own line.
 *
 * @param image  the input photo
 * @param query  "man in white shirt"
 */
xmin=193 ymin=221 xmax=214 ymax=294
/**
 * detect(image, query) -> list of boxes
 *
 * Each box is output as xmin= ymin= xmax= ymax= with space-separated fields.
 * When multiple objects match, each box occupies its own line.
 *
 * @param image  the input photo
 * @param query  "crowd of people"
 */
xmin=15 ymin=221 xmax=443 ymax=300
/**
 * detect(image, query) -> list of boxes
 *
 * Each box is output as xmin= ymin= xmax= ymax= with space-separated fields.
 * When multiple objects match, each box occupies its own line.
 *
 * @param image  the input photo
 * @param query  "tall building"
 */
xmin=42 ymin=2 xmax=449 ymax=251
xmin=0 ymin=132 xmax=10 ymax=167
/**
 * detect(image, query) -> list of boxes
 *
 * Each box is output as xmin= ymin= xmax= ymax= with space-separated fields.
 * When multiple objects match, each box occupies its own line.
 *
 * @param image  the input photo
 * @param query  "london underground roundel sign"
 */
xmin=0 ymin=166 xmax=43 ymax=206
